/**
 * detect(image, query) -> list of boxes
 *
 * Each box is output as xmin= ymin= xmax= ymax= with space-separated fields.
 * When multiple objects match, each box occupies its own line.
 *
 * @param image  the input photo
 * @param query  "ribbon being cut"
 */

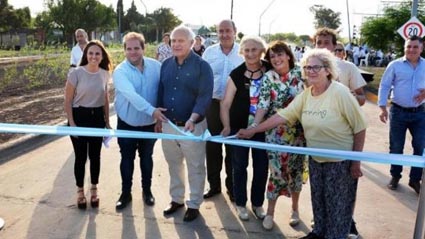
xmin=0 ymin=122 xmax=424 ymax=168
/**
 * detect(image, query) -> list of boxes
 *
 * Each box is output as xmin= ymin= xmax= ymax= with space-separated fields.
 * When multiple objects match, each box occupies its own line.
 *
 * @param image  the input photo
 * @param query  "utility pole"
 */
xmin=230 ymin=0 xmax=234 ymax=19
xmin=346 ymin=0 xmax=352 ymax=43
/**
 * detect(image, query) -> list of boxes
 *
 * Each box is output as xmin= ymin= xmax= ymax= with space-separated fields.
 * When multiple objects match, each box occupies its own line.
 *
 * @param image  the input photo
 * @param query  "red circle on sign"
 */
xmin=403 ymin=22 xmax=423 ymax=38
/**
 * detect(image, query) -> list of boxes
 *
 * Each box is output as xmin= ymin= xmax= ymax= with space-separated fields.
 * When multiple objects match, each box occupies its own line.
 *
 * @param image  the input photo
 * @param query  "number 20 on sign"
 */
xmin=397 ymin=16 xmax=425 ymax=40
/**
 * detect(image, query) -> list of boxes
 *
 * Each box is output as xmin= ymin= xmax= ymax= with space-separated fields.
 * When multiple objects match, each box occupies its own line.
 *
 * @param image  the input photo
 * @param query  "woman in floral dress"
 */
xmin=251 ymin=41 xmax=306 ymax=230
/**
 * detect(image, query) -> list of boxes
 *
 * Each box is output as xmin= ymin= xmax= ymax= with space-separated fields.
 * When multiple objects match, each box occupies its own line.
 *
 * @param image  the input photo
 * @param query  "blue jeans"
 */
xmin=230 ymin=131 xmax=268 ymax=207
xmin=117 ymin=118 xmax=157 ymax=194
xmin=389 ymin=106 xmax=425 ymax=181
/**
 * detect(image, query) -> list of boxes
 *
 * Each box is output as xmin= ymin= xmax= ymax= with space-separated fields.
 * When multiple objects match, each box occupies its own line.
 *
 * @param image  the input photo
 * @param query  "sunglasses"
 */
xmin=334 ymin=49 xmax=344 ymax=52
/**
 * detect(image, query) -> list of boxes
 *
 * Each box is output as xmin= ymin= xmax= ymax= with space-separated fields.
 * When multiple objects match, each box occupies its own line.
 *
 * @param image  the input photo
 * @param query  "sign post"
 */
xmin=397 ymin=16 xmax=425 ymax=40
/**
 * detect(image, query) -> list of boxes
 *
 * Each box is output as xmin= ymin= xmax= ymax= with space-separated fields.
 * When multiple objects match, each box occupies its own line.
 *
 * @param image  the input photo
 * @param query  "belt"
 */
xmin=392 ymin=103 xmax=425 ymax=113
xmin=170 ymin=120 xmax=186 ymax=127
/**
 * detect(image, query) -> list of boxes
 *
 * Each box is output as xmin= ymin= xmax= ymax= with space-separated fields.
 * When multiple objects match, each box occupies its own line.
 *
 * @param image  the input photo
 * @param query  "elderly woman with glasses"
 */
xmin=238 ymin=48 xmax=367 ymax=239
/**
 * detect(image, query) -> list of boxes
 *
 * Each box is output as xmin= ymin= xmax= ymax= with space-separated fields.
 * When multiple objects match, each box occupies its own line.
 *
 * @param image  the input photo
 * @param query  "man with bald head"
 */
xmin=202 ymin=20 xmax=244 ymax=201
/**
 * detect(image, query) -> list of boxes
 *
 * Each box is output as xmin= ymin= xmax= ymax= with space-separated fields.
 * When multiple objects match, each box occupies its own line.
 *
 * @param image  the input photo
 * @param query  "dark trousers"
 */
xmin=70 ymin=106 xmax=105 ymax=188
xmin=231 ymin=131 xmax=268 ymax=207
xmin=206 ymin=99 xmax=233 ymax=192
xmin=117 ymin=117 xmax=156 ymax=194
xmin=389 ymin=105 xmax=425 ymax=181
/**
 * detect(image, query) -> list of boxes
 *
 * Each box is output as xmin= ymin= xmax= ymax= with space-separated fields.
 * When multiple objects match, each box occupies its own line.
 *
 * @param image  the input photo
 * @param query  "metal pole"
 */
xmin=413 ymin=150 xmax=425 ymax=239
xmin=411 ymin=0 xmax=418 ymax=17
xmin=346 ymin=0 xmax=352 ymax=43
xmin=230 ymin=0 xmax=234 ymax=20
xmin=139 ymin=0 xmax=147 ymax=15
xmin=258 ymin=0 xmax=276 ymax=36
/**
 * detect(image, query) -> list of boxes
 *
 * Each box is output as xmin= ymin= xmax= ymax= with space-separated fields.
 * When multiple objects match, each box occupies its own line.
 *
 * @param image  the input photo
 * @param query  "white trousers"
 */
xmin=161 ymin=120 xmax=207 ymax=209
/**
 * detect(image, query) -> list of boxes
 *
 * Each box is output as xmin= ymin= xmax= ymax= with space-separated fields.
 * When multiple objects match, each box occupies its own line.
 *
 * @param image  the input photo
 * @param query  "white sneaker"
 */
xmin=289 ymin=210 xmax=300 ymax=226
xmin=347 ymin=234 xmax=360 ymax=239
xmin=252 ymin=206 xmax=266 ymax=220
xmin=262 ymin=215 xmax=274 ymax=230
xmin=236 ymin=206 xmax=249 ymax=221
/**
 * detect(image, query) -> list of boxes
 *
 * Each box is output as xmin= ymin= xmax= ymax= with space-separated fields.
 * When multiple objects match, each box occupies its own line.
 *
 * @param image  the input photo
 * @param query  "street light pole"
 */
xmin=258 ymin=0 xmax=276 ymax=36
xmin=139 ymin=0 xmax=147 ymax=15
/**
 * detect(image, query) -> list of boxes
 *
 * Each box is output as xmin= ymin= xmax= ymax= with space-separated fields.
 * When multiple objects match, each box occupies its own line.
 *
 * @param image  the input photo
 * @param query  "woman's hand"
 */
xmin=350 ymin=161 xmax=363 ymax=179
xmin=237 ymin=128 xmax=255 ymax=139
xmin=221 ymin=126 xmax=231 ymax=137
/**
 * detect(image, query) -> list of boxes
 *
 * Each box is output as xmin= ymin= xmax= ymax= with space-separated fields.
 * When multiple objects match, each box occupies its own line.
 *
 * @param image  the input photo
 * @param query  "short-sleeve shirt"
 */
xmin=68 ymin=67 xmax=109 ymax=107
xmin=278 ymin=81 xmax=367 ymax=163
xmin=336 ymin=59 xmax=366 ymax=91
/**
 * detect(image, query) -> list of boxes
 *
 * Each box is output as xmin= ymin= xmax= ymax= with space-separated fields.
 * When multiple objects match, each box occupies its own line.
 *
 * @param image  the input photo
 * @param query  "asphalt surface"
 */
xmin=0 ymin=93 xmax=422 ymax=239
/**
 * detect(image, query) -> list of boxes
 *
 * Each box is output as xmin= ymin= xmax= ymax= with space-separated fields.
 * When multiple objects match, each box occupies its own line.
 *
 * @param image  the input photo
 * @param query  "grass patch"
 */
xmin=360 ymin=66 xmax=386 ymax=94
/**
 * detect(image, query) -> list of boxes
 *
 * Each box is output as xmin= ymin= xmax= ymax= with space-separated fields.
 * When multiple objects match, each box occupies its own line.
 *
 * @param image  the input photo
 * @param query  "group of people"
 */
xmin=64 ymin=20 xmax=424 ymax=239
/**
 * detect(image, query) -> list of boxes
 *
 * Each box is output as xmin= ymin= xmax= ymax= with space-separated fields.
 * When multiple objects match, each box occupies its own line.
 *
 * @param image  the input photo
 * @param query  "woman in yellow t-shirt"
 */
xmin=237 ymin=48 xmax=367 ymax=239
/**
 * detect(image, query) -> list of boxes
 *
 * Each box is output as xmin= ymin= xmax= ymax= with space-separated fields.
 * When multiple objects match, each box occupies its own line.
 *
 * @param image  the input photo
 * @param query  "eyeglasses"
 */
xmin=334 ymin=49 xmax=344 ymax=52
xmin=303 ymin=65 xmax=326 ymax=73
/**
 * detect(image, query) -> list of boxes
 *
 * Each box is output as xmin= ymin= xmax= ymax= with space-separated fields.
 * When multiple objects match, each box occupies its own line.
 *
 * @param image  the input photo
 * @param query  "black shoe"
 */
xmin=143 ymin=191 xmax=155 ymax=206
xmin=349 ymin=219 xmax=359 ymax=238
xmin=203 ymin=188 xmax=221 ymax=199
xmin=183 ymin=208 xmax=199 ymax=222
xmin=408 ymin=181 xmax=421 ymax=194
xmin=226 ymin=190 xmax=234 ymax=202
xmin=163 ymin=201 xmax=184 ymax=215
xmin=299 ymin=232 xmax=324 ymax=239
xmin=116 ymin=193 xmax=132 ymax=210
xmin=388 ymin=176 xmax=400 ymax=190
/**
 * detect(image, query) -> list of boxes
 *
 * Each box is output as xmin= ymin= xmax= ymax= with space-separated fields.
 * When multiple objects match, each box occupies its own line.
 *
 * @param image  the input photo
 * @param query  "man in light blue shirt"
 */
xmin=113 ymin=32 xmax=167 ymax=210
xmin=378 ymin=35 xmax=425 ymax=194
xmin=202 ymin=19 xmax=244 ymax=201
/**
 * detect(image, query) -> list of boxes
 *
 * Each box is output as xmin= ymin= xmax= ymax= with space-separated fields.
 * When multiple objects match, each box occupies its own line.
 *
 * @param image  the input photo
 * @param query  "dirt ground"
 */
xmin=0 ymin=87 xmax=67 ymax=144
xmin=0 ymin=84 xmax=115 ymax=144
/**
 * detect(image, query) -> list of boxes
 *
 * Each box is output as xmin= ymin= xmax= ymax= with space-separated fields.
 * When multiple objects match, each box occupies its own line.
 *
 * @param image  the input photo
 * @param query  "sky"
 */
xmin=9 ymin=0 xmax=392 ymax=39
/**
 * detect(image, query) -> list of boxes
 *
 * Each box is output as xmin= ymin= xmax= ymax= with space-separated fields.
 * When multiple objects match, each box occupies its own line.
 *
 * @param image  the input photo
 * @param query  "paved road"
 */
xmin=0 ymin=99 xmax=421 ymax=239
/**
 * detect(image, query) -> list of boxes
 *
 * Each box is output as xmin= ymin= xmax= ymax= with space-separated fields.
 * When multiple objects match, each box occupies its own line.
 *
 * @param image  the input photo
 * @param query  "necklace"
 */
xmin=246 ymin=67 xmax=262 ymax=79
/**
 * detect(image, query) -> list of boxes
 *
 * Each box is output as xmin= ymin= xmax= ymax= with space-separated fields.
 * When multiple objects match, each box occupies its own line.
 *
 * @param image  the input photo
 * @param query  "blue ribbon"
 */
xmin=0 ymin=122 xmax=424 ymax=168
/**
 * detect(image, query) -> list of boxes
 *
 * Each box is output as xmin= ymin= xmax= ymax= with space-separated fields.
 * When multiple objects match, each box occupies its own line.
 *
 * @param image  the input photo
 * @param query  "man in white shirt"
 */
xmin=70 ymin=29 xmax=88 ymax=67
xmin=202 ymin=19 xmax=244 ymax=201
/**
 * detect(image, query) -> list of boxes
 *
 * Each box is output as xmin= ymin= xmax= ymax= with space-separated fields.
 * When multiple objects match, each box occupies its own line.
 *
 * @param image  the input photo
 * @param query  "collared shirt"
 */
xmin=202 ymin=43 xmax=244 ymax=100
xmin=113 ymin=57 xmax=161 ymax=126
xmin=378 ymin=56 xmax=425 ymax=107
xmin=158 ymin=51 xmax=213 ymax=122
xmin=70 ymin=44 xmax=83 ymax=66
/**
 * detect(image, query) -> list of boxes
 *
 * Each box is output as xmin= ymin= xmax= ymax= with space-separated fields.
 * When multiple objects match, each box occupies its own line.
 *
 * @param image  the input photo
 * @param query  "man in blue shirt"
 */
xmin=378 ymin=35 xmax=425 ymax=194
xmin=202 ymin=19 xmax=244 ymax=201
xmin=113 ymin=32 xmax=167 ymax=210
xmin=157 ymin=26 xmax=213 ymax=222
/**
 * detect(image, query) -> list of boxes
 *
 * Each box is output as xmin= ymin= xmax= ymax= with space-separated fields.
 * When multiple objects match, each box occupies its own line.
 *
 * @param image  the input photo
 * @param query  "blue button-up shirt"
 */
xmin=378 ymin=56 xmax=425 ymax=107
xmin=202 ymin=43 xmax=244 ymax=100
xmin=158 ymin=51 xmax=213 ymax=122
xmin=113 ymin=57 xmax=161 ymax=126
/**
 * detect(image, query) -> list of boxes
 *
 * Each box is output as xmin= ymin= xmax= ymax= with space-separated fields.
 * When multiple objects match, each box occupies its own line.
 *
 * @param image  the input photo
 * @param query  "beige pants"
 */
xmin=161 ymin=120 xmax=207 ymax=209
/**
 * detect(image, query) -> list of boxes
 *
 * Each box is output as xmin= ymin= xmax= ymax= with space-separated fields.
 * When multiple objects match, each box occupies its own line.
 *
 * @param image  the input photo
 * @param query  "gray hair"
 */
xmin=75 ymin=28 xmax=88 ymax=39
xmin=239 ymin=35 xmax=267 ymax=55
xmin=300 ymin=48 xmax=338 ymax=81
xmin=171 ymin=25 xmax=195 ymax=42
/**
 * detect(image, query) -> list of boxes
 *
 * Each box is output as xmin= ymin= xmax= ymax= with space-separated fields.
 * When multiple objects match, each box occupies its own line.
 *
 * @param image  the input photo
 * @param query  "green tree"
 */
xmin=45 ymin=0 xmax=116 ymax=45
xmin=360 ymin=2 xmax=424 ymax=55
xmin=0 ymin=0 xmax=32 ymax=31
xmin=310 ymin=5 xmax=341 ymax=30
xmin=150 ymin=7 xmax=182 ymax=42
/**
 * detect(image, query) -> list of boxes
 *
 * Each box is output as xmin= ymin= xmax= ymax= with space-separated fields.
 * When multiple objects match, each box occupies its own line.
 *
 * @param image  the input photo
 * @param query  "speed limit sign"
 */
xmin=397 ymin=16 xmax=425 ymax=40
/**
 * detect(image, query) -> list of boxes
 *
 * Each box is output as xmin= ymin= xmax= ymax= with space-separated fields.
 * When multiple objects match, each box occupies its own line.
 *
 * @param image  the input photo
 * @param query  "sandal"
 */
xmin=77 ymin=188 xmax=87 ymax=209
xmin=90 ymin=185 xmax=99 ymax=208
